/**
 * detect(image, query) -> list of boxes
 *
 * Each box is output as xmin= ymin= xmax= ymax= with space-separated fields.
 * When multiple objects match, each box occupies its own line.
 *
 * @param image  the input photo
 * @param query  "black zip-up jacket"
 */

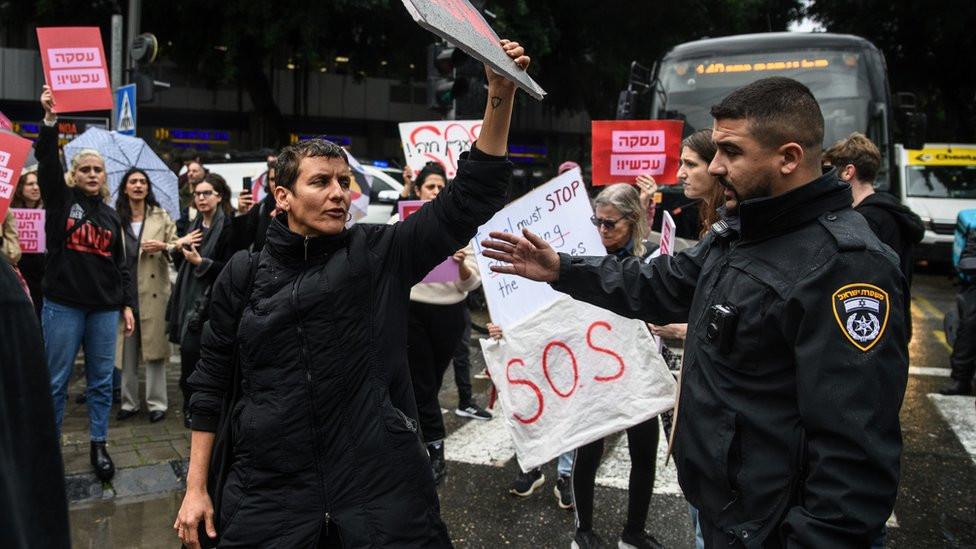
xmin=36 ymin=123 xmax=132 ymax=310
xmin=552 ymin=171 xmax=908 ymax=549
xmin=855 ymin=192 xmax=924 ymax=285
xmin=188 ymin=146 xmax=511 ymax=547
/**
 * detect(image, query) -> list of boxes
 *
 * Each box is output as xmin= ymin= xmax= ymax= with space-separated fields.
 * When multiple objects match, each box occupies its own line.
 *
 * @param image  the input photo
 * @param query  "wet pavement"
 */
xmin=63 ymin=270 xmax=976 ymax=548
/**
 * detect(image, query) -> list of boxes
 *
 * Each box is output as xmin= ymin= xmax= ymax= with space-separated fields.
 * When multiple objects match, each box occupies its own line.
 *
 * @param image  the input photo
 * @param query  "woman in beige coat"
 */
xmin=114 ymin=168 xmax=187 ymax=422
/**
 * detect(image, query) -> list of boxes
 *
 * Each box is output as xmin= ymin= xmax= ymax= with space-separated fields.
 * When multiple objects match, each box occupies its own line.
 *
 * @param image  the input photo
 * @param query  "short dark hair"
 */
xmin=275 ymin=139 xmax=347 ymax=192
xmin=710 ymin=77 xmax=824 ymax=152
xmin=822 ymin=132 xmax=881 ymax=183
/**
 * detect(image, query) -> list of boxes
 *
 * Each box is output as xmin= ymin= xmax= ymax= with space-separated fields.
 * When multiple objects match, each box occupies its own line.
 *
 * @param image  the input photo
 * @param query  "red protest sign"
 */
xmin=37 ymin=27 xmax=113 ymax=113
xmin=401 ymin=0 xmax=545 ymax=100
xmin=0 ymin=111 xmax=11 ymax=131
xmin=591 ymin=120 xmax=684 ymax=186
xmin=0 ymin=132 xmax=34 ymax=221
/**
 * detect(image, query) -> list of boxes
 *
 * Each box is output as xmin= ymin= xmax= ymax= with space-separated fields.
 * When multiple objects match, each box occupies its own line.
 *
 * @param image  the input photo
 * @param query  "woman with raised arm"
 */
xmin=36 ymin=85 xmax=135 ymax=481
xmin=174 ymin=41 xmax=530 ymax=548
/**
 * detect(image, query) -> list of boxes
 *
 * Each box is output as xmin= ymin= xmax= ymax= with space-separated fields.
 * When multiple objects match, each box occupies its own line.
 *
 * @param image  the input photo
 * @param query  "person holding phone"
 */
xmin=167 ymin=173 xmax=235 ymax=429
xmin=233 ymin=164 xmax=278 ymax=252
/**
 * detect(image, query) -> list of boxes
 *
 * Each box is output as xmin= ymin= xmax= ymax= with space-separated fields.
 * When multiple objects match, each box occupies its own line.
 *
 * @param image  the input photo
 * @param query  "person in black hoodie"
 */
xmin=823 ymin=133 xmax=925 ymax=286
xmin=37 ymin=85 xmax=135 ymax=481
xmin=173 ymin=40 xmax=529 ymax=549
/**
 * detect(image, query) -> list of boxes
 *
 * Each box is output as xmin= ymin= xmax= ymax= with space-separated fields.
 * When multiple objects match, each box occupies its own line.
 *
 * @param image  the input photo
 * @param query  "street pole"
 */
xmin=111 ymin=14 xmax=123 ymax=130
xmin=127 ymin=0 xmax=142 ymax=73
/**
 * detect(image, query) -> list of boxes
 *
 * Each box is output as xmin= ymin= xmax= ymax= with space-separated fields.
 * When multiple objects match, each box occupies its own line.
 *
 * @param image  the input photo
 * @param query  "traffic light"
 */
xmin=427 ymin=43 xmax=470 ymax=113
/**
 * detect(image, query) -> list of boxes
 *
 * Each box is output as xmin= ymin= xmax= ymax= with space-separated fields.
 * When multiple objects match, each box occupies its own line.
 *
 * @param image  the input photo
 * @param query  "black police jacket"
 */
xmin=188 ymin=146 xmax=511 ymax=547
xmin=552 ymin=171 xmax=908 ymax=549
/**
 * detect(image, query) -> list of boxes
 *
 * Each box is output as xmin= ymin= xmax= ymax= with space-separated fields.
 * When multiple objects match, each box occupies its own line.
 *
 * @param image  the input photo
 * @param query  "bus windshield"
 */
xmin=657 ymin=49 xmax=875 ymax=146
xmin=906 ymin=165 xmax=976 ymax=199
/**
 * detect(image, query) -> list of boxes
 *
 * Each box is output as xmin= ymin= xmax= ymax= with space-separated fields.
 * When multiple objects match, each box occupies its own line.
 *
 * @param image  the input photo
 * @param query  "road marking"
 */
xmin=933 ymin=330 xmax=953 ymax=352
xmin=914 ymin=295 xmax=944 ymax=321
xmin=911 ymin=302 xmax=925 ymax=319
xmin=909 ymin=366 xmax=951 ymax=377
xmin=445 ymin=414 xmax=515 ymax=468
xmin=594 ymin=423 xmax=681 ymax=495
xmin=929 ymin=393 xmax=976 ymax=466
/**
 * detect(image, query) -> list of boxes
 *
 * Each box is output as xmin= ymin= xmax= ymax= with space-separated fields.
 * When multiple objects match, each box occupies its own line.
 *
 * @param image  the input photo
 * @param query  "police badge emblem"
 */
xmin=832 ymin=283 xmax=890 ymax=351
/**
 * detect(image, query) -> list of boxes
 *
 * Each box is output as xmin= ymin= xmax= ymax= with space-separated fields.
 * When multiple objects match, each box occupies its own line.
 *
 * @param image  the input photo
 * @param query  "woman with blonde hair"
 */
xmin=37 ymin=85 xmax=135 ymax=481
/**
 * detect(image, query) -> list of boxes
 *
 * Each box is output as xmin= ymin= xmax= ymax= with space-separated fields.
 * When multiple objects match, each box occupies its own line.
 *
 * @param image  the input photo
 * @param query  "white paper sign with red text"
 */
xmin=399 ymin=119 xmax=482 ymax=179
xmin=37 ymin=27 xmax=113 ymax=113
xmin=472 ymin=169 xmax=604 ymax=329
xmin=481 ymin=295 xmax=676 ymax=471
xmin=10 ymin=209 xmax=45 ymax=253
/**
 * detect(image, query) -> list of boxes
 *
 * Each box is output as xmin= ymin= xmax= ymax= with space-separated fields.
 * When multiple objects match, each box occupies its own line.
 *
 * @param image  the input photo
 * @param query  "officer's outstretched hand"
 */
xmin=482 ymin=228 xmax=560 ymax=282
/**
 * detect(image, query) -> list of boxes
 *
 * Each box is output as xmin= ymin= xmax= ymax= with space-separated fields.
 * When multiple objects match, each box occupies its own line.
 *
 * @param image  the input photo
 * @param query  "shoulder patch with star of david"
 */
xmin=832 ymin=283 xmax=890 ymax=351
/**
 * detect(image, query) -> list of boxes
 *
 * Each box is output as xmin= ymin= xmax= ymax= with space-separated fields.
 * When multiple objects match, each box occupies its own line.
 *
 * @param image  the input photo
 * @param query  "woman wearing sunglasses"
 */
xmin=168 ymin=173 xmax=235 ymax=428
xmin=571 ymin=183 xmax=664 ymax=549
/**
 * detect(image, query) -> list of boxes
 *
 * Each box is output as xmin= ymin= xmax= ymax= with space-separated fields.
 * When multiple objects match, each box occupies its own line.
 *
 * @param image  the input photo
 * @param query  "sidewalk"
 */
xmin=62 ymin=351 xmax=190 ymax=504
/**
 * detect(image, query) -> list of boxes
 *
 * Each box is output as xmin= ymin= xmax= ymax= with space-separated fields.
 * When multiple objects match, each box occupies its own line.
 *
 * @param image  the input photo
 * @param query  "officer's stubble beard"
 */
xmin=718 ymin=174 xmax=775 ymax=216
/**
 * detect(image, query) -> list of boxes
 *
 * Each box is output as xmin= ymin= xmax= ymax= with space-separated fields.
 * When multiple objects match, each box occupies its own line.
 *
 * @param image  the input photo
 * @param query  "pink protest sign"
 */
xmin=399 ymin=120 xmax=482 ymax=179
xmin=399 ymin=200 xmax=460 ymax=283
xmin=0 ymin=111 xmax=11 ymax=131
xmin=37 ymin=27 xmax=113 ymax=113
xmin=10 ymin=209 xmax=45 ymax=253
xmin=0 ymin=132 xmax=33 ymax=220
xmin=659 ymin=211 xmax=676 ymax=256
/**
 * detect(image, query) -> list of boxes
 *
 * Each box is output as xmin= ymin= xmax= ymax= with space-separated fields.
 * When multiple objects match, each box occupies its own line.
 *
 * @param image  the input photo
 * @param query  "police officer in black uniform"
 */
xmin=482 ymin=77 xmax=908 ymax=549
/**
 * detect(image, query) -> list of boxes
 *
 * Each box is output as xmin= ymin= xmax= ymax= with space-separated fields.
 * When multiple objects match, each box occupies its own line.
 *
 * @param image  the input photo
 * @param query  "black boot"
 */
xmin=90 ymin=441 xmax=115 ymax=482
xmin=426 ymin=441 xmax=446 ymax=485
xmin=939 ymin=379 xmax=972 ymax=396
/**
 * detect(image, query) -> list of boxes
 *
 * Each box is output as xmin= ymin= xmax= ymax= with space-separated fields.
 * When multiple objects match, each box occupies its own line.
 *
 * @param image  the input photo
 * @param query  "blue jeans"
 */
xmin=43 ymin=299 xmax=119 ymax=442
xmin=557 ymin=450 xmax=574 ymax=478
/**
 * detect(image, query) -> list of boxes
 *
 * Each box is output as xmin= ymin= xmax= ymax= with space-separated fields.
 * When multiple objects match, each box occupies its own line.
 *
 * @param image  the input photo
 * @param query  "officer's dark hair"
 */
xmin=822 ymin=132 xmax=881 ymax=183
xmin=710 ymin=77 xmax=824 ymax=153
xmin=275 ymin=139 xmax=348 ymax=192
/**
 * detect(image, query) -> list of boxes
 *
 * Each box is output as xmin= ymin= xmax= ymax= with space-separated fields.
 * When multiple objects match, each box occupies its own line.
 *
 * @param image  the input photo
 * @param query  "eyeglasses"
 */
xmin=192 ymin=190 xmax=216 ymax=198
xmin=590 ymin=215 xmax=625 ymax=230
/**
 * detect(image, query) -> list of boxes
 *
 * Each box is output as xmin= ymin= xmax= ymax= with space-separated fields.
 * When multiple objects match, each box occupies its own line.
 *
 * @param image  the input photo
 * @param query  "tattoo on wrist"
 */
xmin=490 ymin=96 xmax=502 ymax=109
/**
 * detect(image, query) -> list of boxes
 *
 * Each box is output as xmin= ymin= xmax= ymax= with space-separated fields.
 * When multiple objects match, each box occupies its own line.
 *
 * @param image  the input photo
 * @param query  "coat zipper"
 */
xmin=291 ymin=269 xmax=332 ymax=531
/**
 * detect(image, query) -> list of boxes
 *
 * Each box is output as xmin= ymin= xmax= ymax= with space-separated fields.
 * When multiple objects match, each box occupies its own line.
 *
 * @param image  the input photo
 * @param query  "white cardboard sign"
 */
xmin=399 ymin=119 xmax=481 ymax=179
xmin=472 ymin=169 xmax=604 ymax=329
xmin=481 ymin=295 xmax=677 ymax=471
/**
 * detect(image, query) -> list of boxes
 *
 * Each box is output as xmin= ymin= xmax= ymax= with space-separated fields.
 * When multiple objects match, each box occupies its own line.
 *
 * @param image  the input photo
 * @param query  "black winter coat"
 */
xmin=189 ymin=147 xmax=511 ymax=547
xmin=553 ymin=172 xmax=909 ymax=549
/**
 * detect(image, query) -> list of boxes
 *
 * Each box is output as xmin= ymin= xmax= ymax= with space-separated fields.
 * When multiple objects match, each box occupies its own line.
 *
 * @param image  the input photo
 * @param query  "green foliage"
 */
xmin=807 ymin=0 xmax=976 ymax=141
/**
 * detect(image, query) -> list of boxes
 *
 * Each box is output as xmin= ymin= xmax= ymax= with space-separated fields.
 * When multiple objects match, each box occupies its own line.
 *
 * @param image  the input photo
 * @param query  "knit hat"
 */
xmin=558 ymin=161 xmax=580 ymax=175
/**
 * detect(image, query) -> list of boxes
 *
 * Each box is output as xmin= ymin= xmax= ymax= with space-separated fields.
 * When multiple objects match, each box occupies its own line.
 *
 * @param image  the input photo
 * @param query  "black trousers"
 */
xmin=573 ymin=416 xmax=660 ymax=534
xmin=451 ymin=306 xmax=473 ymax=407
xmin=407 ymin=300 xmax=466 ymax=443
xmin=950 ymin=284 xmax=976 ymax=382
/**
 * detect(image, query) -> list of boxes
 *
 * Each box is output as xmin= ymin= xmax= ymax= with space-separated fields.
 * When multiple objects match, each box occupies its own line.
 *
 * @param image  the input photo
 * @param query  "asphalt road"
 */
xmin=68 ymin=270 xmax=976 ymax=548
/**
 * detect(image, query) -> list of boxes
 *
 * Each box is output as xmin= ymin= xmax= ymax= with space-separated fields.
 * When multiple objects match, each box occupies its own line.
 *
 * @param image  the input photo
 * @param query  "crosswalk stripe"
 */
xmin=445 ymin=414 xmax=515 ymax=468
xmin=909 ymin=366 xmax=950 ymax=377
xmin=445 ymin=415 xmax=683 ymax=495
xmin=929 ymin=393 xmax=976 ymax=466
xmin=594 ymin=423 xmax=682 ymax=495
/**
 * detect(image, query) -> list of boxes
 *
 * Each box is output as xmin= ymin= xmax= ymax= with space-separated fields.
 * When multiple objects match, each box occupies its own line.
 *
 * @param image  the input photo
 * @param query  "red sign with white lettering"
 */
xmin=0 ymin=132 xmax=34 ymax=221
xmin=37 ymin=27 xmax=113 ymax=113
xmin=591 ymin=120 xmax=684 ymax=186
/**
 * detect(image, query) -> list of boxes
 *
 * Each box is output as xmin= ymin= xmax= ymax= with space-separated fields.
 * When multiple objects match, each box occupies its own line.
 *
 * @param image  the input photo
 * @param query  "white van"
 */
xmin=897 ymin=144 xmax=976 ymax=262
